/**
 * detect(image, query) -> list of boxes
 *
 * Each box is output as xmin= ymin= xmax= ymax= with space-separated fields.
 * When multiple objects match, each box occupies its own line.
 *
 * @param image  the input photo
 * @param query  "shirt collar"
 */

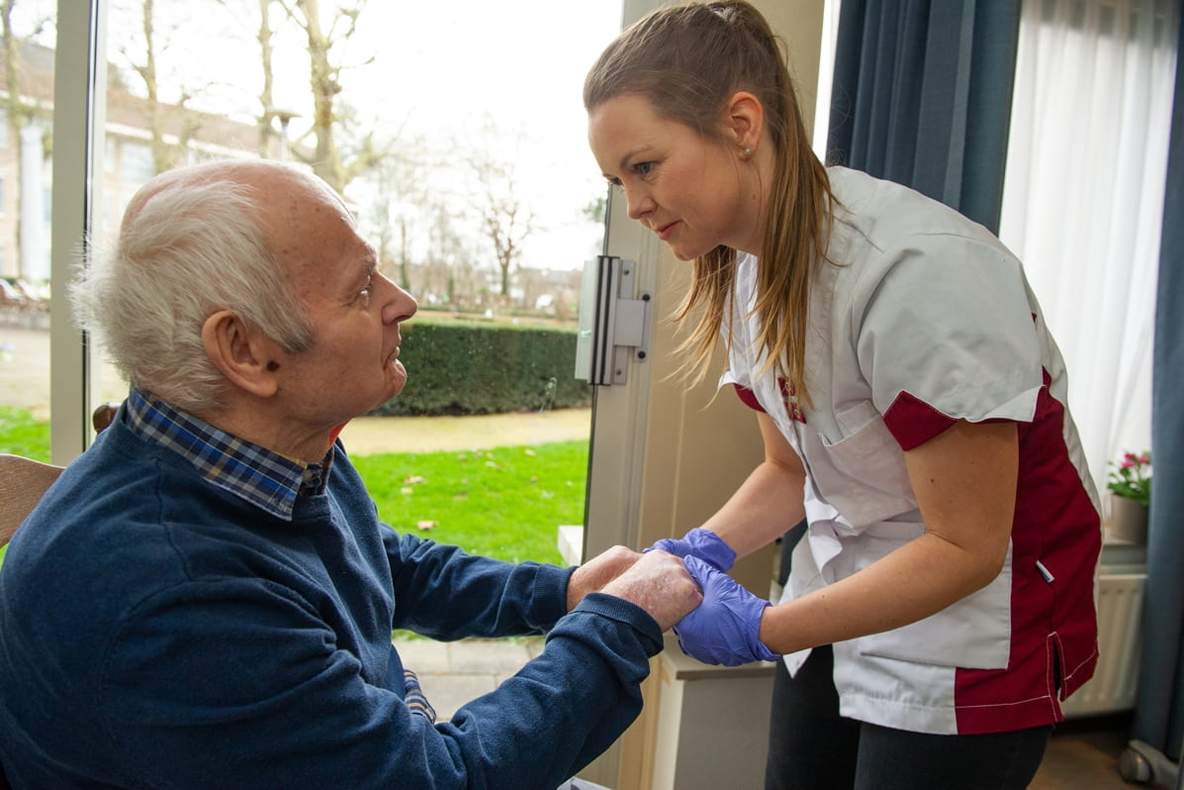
xmin=124 ymin=389 xmax=334 ymax=521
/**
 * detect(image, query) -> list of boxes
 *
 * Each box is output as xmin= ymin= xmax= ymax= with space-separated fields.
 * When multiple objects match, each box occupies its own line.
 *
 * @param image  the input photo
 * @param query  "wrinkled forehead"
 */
xmin=259 ymin=175 xmax=373 ymax=303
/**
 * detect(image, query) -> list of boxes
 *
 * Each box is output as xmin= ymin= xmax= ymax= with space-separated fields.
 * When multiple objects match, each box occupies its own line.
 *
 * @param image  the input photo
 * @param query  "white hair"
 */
xmin=71 ymin=177 xmax=313 ymax=413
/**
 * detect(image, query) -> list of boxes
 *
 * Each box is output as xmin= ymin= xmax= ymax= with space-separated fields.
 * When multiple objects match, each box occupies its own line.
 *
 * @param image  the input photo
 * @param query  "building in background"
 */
xmin=0 ymin=41 xmax=263 ymax=286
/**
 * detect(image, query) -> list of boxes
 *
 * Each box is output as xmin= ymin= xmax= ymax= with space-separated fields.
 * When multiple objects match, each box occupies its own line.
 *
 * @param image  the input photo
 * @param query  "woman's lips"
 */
xmin=657 ymin=221 xmax=680 ymax=241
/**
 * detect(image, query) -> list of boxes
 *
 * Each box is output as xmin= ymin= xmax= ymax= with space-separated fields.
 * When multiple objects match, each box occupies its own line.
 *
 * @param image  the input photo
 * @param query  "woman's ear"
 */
xmin=725 ymin=90 xmax=766 ymax=154
xmin=201 ymin=310 xmax=281 ymax=399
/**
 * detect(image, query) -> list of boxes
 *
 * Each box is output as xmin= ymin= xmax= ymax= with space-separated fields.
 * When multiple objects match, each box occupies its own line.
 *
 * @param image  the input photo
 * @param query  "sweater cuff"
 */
xmin=572 ymin=592 xmax=663 ymax=656
xmin=531 ymin=563 xmax=577 ymax=630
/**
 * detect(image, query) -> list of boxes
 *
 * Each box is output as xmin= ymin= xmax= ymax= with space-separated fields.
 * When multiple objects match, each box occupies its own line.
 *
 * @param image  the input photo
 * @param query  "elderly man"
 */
xmin=0 ymin=161 xmax=700 ymax=789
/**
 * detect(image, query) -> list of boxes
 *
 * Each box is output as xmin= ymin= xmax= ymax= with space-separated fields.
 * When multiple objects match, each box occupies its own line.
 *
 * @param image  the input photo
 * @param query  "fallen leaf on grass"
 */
xmin=400 ymin=486 xmax=413 ymax=496
xmin=524 ymin=448 xmax=536 ymax=457
xmin=416 ymin=520 xmax=436 ymax=531
xmin=403 ymin=475 xmax=425 ymax=485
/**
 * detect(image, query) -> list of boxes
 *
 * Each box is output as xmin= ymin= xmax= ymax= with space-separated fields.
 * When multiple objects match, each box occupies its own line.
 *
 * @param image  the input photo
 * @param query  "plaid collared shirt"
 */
xmin=124 ymin=389 xmax=333 ymax=521
xmin=124 ymin=390 xmax=438 ymax=723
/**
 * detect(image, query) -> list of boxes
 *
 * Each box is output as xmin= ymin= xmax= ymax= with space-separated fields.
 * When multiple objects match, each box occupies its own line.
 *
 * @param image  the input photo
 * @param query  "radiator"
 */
xmin=1060 ymin=571 xmax=1146 ymax=718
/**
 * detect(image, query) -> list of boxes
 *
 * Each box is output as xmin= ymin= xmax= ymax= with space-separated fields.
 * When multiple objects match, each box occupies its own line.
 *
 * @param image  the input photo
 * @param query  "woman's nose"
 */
xmin=624 ymin=186 xmax=653 ymax=221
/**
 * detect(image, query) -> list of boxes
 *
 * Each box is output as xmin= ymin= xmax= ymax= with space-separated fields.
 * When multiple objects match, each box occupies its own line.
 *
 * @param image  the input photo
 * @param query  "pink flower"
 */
xmin=1139 ymin=453 xmax=1151 ymax=465
xmin=1121 ymin=460 xmax=1135 ymax=469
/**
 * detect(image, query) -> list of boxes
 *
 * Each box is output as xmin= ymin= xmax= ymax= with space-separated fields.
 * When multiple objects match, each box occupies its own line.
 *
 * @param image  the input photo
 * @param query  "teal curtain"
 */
xmin=826 ymin=0 xmax=1021 ymax=234
xmin=1132 ymin=11 xmax=1184 ymax=765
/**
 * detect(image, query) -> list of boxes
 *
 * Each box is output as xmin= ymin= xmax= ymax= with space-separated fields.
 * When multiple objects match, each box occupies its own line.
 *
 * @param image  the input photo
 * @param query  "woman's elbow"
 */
xmin=967 ymin=540 xmax=1011 ymax=592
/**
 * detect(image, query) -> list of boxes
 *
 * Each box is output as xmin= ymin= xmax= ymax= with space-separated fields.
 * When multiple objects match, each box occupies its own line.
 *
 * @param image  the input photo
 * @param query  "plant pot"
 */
xmin=1109 ymin=495 xmax=1148 ymax=544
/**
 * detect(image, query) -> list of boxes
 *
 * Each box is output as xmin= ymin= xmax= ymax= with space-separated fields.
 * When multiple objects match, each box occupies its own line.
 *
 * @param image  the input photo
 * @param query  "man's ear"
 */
xmin=724 ymin=90 xmax=766 ymax=154
xmin=201 ymin=310 xmax=281 ymax=399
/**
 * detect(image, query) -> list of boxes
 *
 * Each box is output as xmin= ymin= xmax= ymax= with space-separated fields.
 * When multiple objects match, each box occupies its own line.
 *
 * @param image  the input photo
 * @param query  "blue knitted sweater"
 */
xmin=0 ymin=412 xmax=661 ymax=789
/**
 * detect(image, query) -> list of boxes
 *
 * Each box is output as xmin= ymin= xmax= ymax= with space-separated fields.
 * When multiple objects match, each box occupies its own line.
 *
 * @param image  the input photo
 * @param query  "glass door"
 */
xmin=89 ymin=0 xmax=624 ymax=721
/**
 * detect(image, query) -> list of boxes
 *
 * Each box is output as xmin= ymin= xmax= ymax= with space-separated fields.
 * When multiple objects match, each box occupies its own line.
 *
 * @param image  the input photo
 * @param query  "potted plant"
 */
xmin=1107 ymin=451 xmax=1152 ymax=543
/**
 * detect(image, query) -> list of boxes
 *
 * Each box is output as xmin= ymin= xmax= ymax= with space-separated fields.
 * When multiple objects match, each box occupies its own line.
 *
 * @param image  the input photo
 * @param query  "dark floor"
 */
xmin=1031 ymin=714 xmax=1137 ymax=789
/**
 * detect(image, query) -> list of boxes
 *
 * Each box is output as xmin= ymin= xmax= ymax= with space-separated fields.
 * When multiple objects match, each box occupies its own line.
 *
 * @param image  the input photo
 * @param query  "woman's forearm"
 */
xmin=698 ymin=459 xmax=806 ymax=558
xmin=758 ymin=421 xmax=1018 ymax=656
xmin=758 ymin=532 xmax=1004 ymax=655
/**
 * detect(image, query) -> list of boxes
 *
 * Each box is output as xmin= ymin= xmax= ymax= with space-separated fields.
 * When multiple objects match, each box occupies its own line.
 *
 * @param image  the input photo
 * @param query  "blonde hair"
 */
xmin=584 ymin=0 xmax=834 ymax=404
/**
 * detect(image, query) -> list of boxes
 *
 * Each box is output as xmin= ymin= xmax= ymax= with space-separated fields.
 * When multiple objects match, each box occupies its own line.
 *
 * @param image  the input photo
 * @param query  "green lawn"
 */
xmin=355 ymin=444 xmax=583 ymax=565
xmin=0 ymin=406 xmax=51 ymax=462
xmin=0 ymin=408 xmax=583 ymax=566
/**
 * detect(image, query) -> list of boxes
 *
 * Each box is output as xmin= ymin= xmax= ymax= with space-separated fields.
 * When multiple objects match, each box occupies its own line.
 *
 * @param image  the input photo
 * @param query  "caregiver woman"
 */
xmin=585 ymin=2 xmax=1102 ymax=789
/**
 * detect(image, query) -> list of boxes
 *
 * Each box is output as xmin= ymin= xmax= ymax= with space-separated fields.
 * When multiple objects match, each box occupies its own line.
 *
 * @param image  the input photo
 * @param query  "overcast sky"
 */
xmin=16 ymin=0 xmax=625 ymax=271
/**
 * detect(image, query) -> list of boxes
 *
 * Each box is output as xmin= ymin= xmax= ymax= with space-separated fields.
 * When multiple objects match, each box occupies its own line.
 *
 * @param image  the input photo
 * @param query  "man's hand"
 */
xmin=601 ymin=550 xmax=703 ymax=631
xmin=673 ymin=556 xmax=779 ymax=666
xmin=567 ymin=545 xmax=642 ymax=611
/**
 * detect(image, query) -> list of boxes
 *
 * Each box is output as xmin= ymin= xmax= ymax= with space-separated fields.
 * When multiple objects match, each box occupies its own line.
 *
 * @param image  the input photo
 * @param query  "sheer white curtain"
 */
xmin=999 ymin=0 xmax=1179 ymax=500
xmin=811 ymin=0 xmax=843 ymax=159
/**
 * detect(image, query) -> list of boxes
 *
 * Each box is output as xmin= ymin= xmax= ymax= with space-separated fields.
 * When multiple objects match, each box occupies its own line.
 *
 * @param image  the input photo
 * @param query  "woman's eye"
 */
xmin=634 ymin=161 xmax=655 ymax=177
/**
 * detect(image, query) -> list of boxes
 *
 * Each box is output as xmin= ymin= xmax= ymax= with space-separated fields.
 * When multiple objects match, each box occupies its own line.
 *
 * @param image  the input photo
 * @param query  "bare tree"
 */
xmin=582 ymin=194 xmax=607 ymax=224
xmin=125 ymin=0 xmax=200 ymax=174
xmin=426 ymin=201 xmax=468 ymax=306
xmin=1 ymin=0 xmax=35 ymax=272
xmin=275 ymin=0 xmax=384 ymax=192
xmin=1 ymin=1 xmax=52 ymax=280
xmin=469 ymin=152 xmax=536 ymax=300
xmin=364 ymin=147 xmax=425 ymax=290
xmin=1 ymin=0 xmax=26 ymax=273
xmin=256 ymin=0 xmax=277 ymax=157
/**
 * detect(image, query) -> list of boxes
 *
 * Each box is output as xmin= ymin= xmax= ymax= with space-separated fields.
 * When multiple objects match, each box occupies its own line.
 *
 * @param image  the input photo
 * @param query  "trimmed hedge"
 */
xmin=373 ymin=320 xmax=592 ymax=416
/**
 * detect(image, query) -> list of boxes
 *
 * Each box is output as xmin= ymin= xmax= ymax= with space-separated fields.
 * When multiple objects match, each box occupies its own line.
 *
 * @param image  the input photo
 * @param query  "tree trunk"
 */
xmin=257 ymin=0 xmax=275 ymax=157
xmin=2 ymin=0 xmax=25 ymax=277
xmin=296 ymin=0 xmax=343 ymax=191
xmin=140 ymin=0 xmax=170 ymax=174
xmin=399 ymin=216 xmax=410 ymax=290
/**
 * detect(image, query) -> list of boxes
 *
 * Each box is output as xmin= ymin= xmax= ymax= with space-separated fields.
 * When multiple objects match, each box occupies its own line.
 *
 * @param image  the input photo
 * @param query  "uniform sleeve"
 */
xmin=853 ymin=233 xmax=1043 ymax=451
xmin=99 ymin=581 xmax=662 ymax=790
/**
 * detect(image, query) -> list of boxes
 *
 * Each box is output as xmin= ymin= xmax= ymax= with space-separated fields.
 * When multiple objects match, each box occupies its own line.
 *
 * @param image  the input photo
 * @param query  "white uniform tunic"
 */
xmin=723 ymin=167 xmax=1102 ymax=735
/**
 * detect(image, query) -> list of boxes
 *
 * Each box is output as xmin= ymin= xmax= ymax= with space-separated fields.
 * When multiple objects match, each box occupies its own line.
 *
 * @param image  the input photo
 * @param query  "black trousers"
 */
xmin=765 ymin=645 xmax=1052 ymax=790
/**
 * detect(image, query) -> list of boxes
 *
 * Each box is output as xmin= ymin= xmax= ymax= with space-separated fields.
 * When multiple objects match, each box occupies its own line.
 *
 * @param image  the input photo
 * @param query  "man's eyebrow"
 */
xmin=346 ymin=256 xmax=378 ymax=294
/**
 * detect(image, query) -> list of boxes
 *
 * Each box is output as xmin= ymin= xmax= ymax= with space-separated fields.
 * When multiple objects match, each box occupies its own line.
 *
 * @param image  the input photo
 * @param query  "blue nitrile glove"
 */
xmin=673 ymin=555 xmax=780 ymax=667
xmin=647 ymin=527 xmax=736 ymax=572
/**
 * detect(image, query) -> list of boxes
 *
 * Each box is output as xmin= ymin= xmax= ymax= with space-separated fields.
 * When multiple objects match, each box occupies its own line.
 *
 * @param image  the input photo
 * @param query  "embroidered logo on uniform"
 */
xmin=778 ymin=378 xmax=807 ymax=424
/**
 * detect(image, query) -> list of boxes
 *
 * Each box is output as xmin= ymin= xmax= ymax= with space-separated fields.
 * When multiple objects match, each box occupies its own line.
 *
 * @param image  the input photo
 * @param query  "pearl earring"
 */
xmin=740 ymin=146 xmax=753 ymax=160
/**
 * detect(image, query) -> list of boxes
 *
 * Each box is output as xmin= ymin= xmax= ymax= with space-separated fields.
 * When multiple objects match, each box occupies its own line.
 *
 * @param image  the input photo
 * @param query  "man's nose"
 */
xmin=378 ymin=272 xmax=417 ymax=324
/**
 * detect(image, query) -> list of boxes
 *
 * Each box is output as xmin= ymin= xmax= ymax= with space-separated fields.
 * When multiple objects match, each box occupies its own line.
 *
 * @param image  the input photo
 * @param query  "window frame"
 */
xmin=49 ymin=0 xmax=107 ymax=463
